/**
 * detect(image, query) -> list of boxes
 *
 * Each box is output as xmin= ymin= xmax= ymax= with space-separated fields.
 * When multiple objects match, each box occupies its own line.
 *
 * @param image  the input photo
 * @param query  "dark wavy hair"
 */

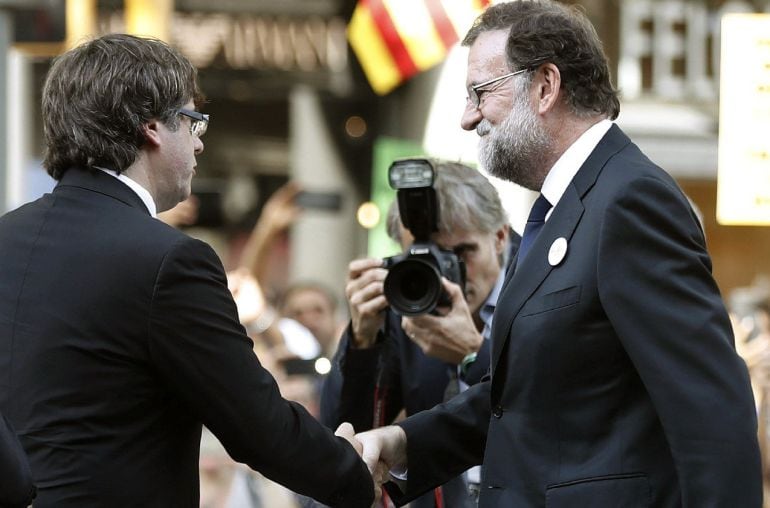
xmin=463 ymin=0 xmax=619 ymax=120
xmin=42 ymin=33 xmax=204 ymax=180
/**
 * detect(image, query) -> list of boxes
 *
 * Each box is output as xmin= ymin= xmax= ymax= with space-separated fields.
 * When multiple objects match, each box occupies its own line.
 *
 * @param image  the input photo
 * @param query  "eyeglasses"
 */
xmin=467 ymin=68 xmax=530 ymax=108
xmin=178 ymin=108 xmax=209 ymax=138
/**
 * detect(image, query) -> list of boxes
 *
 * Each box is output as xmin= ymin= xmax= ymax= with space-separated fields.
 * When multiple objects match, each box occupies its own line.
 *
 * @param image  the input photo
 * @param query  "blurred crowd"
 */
xmin=731 ymin=279 xmax=770 ymax=505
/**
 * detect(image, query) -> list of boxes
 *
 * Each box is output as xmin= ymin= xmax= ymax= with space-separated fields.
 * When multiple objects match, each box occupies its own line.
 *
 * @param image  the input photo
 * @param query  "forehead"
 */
xmin=432 ymin=229 xmax=486 ymax=249
xmin=466 ymin=29 xmax=510 ymax=85
xmin=285 ymin=288 xmax=332 ymax=309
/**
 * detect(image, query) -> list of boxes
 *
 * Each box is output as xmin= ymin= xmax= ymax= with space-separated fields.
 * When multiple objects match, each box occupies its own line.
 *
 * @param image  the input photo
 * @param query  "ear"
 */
xmin=141 ymin=119 xmax=162 ymax=148
xmin=494 ymin=224 xmax=510 ymax=254
xmin=534 ymin=62 xmax=562 ymax=115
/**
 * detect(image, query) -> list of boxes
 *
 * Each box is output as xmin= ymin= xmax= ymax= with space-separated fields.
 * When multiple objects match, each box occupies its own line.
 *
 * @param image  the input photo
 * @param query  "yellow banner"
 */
xmin=717 ymin=14 xmax=770 ymax=225
xmin=348 ymin=0 xmax=490 ymax=96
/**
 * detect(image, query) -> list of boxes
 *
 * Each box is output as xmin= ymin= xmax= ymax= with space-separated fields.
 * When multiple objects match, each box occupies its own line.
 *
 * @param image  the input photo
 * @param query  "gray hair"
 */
xmin=42 ymin=33 xmax=204 ymax=179
xmin=386 ymin=160 xmax=507 ymax=243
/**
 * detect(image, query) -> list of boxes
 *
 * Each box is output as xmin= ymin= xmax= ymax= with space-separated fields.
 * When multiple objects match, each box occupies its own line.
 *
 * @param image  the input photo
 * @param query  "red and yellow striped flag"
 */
xmin=348 ymin=0 xmax=492 ymax=95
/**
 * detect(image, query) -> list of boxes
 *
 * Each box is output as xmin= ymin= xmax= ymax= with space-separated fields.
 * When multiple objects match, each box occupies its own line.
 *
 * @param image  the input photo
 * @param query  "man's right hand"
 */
xmin=345 ymin=258 xmax=389 ymax=348
xmin=356 ymin=425 xmax=408 ymax=488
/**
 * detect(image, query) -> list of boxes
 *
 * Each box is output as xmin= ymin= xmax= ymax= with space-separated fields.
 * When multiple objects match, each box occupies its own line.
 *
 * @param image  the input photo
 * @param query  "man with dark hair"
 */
xmin=322 ymin=160 xmax=515 ymax=507
xmin=0 ymin=34 xmax=372 ymax=507
xmin=353 ymin=2 xmax=762 ymax=506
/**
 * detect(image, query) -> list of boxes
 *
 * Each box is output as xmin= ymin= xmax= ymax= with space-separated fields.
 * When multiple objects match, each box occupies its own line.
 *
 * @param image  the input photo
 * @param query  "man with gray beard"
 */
xmin=350 ymin=1 xmax=762 ymax=507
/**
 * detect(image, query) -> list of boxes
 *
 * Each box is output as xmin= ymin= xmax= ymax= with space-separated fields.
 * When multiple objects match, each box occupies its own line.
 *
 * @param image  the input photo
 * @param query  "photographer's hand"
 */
xmin=346 ymin=258 xmax=389 ymax=348
xmin=402 ymin=278 xmax=483 ymax=364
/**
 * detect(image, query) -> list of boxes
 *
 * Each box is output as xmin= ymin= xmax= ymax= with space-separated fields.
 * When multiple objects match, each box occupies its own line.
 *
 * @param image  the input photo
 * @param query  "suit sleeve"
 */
xmin=598 ymin=175 xmax=762 ymax=506
xmin=320 ymin=321 xmax=405 ymax=432
xmin=147 ymin=238 xmax=373 ymax=508
xmin=0 ymin=413 xmax=35 ymax=507
xmin=384 ymin=380 xmax=490 ymax=505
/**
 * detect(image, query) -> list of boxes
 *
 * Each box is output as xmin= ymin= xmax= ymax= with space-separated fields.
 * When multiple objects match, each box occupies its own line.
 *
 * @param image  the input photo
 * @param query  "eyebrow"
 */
xmin=451 ymin=242 xmax=478 ymax=254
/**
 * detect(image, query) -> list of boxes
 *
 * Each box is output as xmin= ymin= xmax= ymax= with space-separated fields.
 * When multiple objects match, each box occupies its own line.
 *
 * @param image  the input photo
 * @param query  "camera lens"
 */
xmin=383 ymin=258 xmax=443 ymax=316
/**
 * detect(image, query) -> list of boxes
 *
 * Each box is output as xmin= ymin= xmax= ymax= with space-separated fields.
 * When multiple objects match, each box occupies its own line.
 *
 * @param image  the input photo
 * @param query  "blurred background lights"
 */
xmin=344 ymin=115 xmax=367 ymax=138
xmin=314 ymin=357 xmax=332 ymax=375
xmin=357 ymin=202 xmax=380 ymax=229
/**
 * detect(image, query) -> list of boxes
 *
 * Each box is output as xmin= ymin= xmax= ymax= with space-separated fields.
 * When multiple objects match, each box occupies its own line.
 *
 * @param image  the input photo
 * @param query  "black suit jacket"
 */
xmin=390 ymin=126 xmax=762 ymax=507
xmin=0 ymin=412 xmax=35 ymax=507
xmin=0 ymin=169 xmax=372 ymax=507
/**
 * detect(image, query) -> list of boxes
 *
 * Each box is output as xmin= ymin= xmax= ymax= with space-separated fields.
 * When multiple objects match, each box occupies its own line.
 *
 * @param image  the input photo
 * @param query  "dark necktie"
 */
xmin=516 ymin=194 xmax=551 ymax=270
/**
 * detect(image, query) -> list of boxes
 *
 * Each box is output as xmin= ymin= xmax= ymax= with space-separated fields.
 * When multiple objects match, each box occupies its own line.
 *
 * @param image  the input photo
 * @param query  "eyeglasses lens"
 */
xmin=191 ymin=121 xmax=207 ymax=137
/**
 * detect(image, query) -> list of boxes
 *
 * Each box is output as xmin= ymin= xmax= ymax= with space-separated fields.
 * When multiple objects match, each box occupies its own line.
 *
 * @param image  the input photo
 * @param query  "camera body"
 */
xmin=383 ymin=158 xmax=466 ymax=316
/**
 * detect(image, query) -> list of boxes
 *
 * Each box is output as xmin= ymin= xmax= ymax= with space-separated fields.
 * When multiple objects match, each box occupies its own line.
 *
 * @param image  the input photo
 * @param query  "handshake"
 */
xmin=334 ymin=422 xmax=408 ymax=505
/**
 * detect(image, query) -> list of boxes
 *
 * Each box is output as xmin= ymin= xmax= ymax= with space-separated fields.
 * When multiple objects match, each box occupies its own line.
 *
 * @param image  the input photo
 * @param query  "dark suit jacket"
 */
xmin=0 ymin=169 xmax=372 ymax=507
xmin=389 ymin=126 xmax=762 ymax=507
xmin=0 ymin=412 xmax=35 ymax=507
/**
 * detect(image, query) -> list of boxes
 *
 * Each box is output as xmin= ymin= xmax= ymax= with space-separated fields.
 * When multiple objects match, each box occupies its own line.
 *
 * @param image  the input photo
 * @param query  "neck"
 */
xmin=122 ymin=156 xmax=154 ymax=199
xmin=122 ymin=154 xmax=174 ymax=213
xmin=539 ymin=113 xmax=605 ymax=189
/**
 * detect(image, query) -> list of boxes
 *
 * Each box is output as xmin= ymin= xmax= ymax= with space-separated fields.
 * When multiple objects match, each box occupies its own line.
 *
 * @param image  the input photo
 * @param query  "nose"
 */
xmin=461 ymin=101 xmax=482 ymax=131
xmin=194 ymin=136 xmax=204 ymax=155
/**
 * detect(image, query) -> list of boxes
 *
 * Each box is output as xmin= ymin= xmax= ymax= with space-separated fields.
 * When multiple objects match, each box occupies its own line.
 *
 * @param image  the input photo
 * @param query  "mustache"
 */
xmin=476 ymin=120 xmax=492 ymax=137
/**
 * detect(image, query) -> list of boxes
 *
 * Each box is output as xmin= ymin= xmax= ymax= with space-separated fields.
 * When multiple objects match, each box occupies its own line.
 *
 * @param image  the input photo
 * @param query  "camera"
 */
xmin=383 ymin=158 xmax=465 ymax=316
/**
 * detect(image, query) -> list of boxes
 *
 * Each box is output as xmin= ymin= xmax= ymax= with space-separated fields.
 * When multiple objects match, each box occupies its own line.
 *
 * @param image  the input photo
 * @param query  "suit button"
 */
xmin=492 ymin=405 xmax=503 ymax=419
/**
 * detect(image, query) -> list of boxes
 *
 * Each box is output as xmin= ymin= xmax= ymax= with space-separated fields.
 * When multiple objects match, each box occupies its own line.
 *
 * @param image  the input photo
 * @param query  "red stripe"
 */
xmin=424 ymin=0 xmax=459 ymax=52
xmin=434 ymin=486 xmax=445 ymax=508
xmin=373 ymin=384 xmax=386 ymax=427
xmin=366 ymin=0 xmax=419 ymax=79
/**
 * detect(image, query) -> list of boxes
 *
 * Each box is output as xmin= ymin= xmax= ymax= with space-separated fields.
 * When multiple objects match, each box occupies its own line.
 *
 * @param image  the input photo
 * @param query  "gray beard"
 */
xmin=478 ymin=94 xmax=552 ymax=192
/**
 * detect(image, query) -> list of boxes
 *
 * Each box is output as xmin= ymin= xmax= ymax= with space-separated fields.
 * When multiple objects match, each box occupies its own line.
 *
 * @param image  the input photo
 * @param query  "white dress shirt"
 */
xmin=541 ymin=119 xmax=613 ymax=221
xmin=95 ymin=167 xmax=157 ymax=218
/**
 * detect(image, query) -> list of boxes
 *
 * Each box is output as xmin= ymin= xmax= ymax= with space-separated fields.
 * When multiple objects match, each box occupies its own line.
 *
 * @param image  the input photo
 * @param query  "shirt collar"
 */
xmin=541 ymin=119 xmax=613 ymax=216
xmin=95 ymin=167 xmax=157 ymax=218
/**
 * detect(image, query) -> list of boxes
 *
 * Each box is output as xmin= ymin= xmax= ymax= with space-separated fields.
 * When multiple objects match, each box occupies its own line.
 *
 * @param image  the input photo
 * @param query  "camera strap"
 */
xmin=372 ymin=319 xmax=398 ymax=507
xmin=372 ymin=315 xmax=446 ymax=508
xmin=372 ymin=319 xmax=393 ymax=429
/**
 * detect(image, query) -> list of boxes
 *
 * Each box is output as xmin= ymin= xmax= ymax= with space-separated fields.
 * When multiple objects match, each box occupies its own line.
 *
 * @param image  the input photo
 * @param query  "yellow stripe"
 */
xmin=348 ymin=3 xmax=404 ymax=95
xmin=383 ymin=0 xmax=447 ymax=71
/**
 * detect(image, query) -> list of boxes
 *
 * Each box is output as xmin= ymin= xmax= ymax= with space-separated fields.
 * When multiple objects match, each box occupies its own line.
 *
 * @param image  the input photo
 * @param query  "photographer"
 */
xmin=321 ymin=160 xmax=517 ymax=507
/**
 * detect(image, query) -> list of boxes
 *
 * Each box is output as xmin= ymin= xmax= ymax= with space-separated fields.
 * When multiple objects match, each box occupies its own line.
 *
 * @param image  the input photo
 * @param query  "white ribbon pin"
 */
xmin=548 ymin=237 xmax=568 ymax=266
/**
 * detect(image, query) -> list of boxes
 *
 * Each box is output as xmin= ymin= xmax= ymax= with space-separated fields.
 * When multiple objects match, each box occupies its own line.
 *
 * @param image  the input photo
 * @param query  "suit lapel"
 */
xmin=490 ymin=125 xmax=632 ymax=374
xmin=490 ymin=186 xmax=584 ymax=369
